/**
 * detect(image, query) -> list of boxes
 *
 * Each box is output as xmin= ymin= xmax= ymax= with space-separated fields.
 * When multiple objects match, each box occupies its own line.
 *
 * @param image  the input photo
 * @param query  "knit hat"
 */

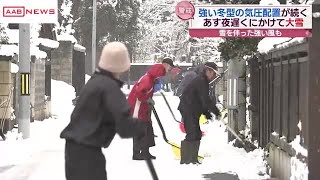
xmin=98 ymin=42 xmax=131 ymax=73
xmin=204 ymin=62 xmax=220 ymax=76
xmin=204 ymin=62 xmax=217 ymax=71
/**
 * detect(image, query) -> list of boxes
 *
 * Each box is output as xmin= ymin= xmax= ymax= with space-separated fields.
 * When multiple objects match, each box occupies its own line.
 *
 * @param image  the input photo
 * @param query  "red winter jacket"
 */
xmin=128 ymin=64 xmax=166 ymax=122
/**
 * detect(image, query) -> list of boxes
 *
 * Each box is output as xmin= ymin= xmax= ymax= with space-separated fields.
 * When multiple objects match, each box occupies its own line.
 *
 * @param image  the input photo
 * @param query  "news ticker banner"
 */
xmin=175 ymin=1 xmax=312 ymax=38
xmin=0 ymin=0 xmax=58 ymax=23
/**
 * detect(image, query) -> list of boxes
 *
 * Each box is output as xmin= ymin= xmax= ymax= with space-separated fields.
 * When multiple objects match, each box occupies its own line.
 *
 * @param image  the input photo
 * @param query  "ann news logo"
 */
xmin=2 ymin=6 xmax=55 ymax=17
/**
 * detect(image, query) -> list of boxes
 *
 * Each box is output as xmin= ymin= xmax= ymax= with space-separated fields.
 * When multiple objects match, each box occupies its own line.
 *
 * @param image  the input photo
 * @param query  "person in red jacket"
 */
xmin=128 ymin=58 xmax=174 ymax=160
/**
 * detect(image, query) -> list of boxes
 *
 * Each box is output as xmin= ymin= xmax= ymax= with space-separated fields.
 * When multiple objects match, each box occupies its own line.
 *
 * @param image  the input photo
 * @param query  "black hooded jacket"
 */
xmin=178 ymin=70 xmax=220 ymax=118
xmin=60 ymin=68 xmax=144 ymax=148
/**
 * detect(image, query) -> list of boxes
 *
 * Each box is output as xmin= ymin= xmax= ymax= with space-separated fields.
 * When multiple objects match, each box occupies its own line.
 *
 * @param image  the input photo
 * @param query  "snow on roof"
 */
xmin=36 ymin=38 xmax=60 ymax=49
xmin=73 ymin=44 xmax=86 ymax=52
xmin=0 ymin=44 xmax=47 ymax=59
xmin=10 ymin=62 xmax=19 ymax=73
xmin=258 ymin=37 xmax=306 ymax=54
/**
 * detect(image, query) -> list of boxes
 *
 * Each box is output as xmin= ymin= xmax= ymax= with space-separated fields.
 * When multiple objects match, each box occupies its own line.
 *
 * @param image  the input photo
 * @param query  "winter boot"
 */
xmin=180 ymin=140 xmax=192 ymax=164
xmin=141 ymin=148 xmax=156 ymax=159
xmin=190 ymin=140 xmax=201 ymax=164
xmin=133 ymin=150 xmax=145 ymax=160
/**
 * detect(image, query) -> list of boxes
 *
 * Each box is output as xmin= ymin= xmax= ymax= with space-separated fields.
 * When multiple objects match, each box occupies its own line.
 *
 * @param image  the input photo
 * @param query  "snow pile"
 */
xmin=290 ymin=156 xmax=308 ymax=180
xmin=51 ymin=79 xmax=75 ymax=117
xmin=289 ymin=120 xmax=308 ymax=180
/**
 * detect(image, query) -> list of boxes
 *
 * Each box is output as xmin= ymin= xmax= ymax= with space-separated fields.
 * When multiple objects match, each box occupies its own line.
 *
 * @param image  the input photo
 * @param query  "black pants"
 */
xmin=65 ymin=140 xmax=107 ymax=180
xmin=180 ymin=110 xmax=202 ymax=141
xmin=133 ymin=122 xmax=155 ymax=151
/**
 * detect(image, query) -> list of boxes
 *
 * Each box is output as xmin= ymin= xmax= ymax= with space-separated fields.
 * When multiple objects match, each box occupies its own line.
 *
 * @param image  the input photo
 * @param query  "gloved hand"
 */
xmin=147 ymin=98 xmax=155 ymax=106
xmin=203 ymin=111 xmax=212 ymax=120
xmin=153 ymin=79 xmax=162 ymax=93
xmin=215 ymin=111 xmax=222 ymax=120
xmin=212 ymin=106 xmax=221 ymax=119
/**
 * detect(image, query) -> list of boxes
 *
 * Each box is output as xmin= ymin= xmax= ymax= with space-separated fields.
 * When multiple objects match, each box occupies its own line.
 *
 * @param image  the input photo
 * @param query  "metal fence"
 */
xmin=249 ymin=40 xmax=309 ymax=149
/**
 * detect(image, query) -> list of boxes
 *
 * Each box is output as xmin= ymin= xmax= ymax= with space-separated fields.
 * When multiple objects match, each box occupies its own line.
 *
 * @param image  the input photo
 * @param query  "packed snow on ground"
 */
xmin=1 ymin=80 xmax=271 ymax=180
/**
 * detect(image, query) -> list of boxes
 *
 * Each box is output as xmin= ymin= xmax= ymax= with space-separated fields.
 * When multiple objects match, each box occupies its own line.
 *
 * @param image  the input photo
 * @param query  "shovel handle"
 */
xmin=146 ymin=158 xmax=159 ymax=180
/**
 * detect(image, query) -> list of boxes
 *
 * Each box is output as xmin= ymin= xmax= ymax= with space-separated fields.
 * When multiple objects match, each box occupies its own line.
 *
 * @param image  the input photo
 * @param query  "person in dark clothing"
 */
xmin=175 ymin=64 xmax=206 ymax=97
xmin=178 ymin=62 xmax=220 ymax=165
xmin=60 ymin=42 xmax=145 ymax=180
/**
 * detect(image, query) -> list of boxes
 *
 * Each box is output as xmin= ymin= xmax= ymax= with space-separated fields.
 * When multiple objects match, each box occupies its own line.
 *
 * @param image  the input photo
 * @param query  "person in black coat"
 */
xmin=60 ymin=42 xmax=145 ymax=180
xmin=178 ymin=62 xmax=220 ymax=164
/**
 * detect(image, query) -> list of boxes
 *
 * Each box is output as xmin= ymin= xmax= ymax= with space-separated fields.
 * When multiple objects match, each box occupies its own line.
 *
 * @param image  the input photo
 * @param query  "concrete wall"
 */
xmin=51 ymin=41 xmax=73 ymax=85
xmin=0 ymin=59 xmax=14 ymax=133
xmin=30 ymin=57 xmax=47 ymax=121
xmin=267 ymin=143 xmax=292 ymax=180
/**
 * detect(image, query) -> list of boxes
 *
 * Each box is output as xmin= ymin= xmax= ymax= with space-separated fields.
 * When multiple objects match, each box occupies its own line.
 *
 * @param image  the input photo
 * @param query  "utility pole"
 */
xmin=18 ymin=24 xmax=30 ymax=139
xmin=92 ymin=0 xmax=97 ymax=74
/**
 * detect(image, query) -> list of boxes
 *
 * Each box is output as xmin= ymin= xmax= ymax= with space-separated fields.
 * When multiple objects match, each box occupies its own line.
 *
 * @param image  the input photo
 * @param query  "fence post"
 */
xmin=237 ymin=59 xmax=246 ymax=134
xmin=308 ymin=3 xmax=320 ymax=179
xmin=248 ymin=56 xmax=259 ymax=142
xmin=227 ymin=58 xmax=246 ymax=140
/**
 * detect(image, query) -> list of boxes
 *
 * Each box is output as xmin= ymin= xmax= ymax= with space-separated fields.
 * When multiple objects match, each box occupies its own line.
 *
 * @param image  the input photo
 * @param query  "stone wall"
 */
xmin=0 ymin=59 xmax=14 ymax=133
xmin=30 ymin=57 xmax=46 ymax=121
xmin=51 ymin=41 xmax=73 ymax=85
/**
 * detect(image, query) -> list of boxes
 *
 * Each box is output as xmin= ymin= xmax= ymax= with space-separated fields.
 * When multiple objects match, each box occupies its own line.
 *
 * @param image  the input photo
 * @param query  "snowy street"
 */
xmin=0 ymin=80 xmax=269 ymax=180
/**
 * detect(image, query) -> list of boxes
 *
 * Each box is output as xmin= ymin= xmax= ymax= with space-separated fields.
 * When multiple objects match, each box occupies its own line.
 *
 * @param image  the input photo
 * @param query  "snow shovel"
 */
xmin=151 ymin=105 xmax=204 ymax=161
xmin=145 ymin=158 xmax=159 ymax=180
xmin=215 ymin=109 xmax=257 ymax=152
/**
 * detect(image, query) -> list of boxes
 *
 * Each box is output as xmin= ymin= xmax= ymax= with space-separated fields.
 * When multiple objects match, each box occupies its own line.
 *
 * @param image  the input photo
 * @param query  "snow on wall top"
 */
xmin=0 ymin=44 xmax=47 ymax=59
xmin=257 ymin=37 xmax=306 ymax=54
xmin=56 ymin=34 xmax=77 ymax=43
xmin=74 ymin=44 xmax=86 ymax=52
xmin=35 ymin=38 xmax=60 ymax=49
